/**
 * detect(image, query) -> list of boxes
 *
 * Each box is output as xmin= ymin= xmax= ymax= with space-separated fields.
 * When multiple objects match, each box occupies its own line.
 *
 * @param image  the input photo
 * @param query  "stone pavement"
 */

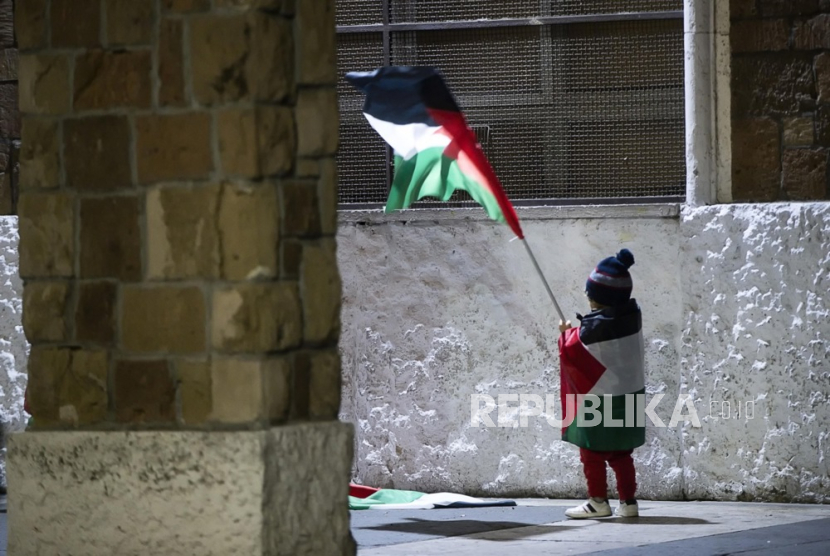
xmin=0 ymin=498 xmax=827 ymax=555
xmin=351 ymin=499 xmax=830 ymax=555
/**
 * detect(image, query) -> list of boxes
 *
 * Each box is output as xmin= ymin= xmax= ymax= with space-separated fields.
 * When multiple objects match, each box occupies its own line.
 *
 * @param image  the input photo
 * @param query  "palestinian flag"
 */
xmin=345 ymin=66 xmax=524 ymax=239
xmin=349 ymin=484 xmax=516 ymax=510
xmin=558 ymin=299 xmax=646 ymax=451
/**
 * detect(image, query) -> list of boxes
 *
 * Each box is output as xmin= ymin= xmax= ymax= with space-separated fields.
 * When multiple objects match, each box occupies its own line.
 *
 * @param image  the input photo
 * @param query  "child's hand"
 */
xmin=559 ymin=320 xmax=572 ymax=333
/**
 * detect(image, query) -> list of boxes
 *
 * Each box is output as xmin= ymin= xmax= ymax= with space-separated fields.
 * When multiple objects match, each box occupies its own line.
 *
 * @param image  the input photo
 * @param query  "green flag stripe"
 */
xmin=387 ymin=147 xmax=506 ymax=223
xmin=563 ymin=388 xmax=647 ymax=451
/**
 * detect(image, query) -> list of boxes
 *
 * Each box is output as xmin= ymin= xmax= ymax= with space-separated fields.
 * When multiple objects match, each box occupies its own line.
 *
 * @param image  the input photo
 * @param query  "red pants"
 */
xmin=579 ymin=448 xmax=637 ymax=500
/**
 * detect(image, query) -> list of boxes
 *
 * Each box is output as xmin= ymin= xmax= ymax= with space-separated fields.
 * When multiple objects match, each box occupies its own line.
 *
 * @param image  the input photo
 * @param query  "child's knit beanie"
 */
xmin=585 ymin=249 xmax=635 ymax=307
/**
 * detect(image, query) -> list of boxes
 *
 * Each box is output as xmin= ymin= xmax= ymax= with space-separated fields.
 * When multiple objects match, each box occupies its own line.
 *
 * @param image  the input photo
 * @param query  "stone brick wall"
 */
xmin=732 ymin=0 xmax=830 ymax=201
xmin=0 ymin=0 xmax=18 ymax=215
xmin=18 ymin=0 xmax=341 ymax=430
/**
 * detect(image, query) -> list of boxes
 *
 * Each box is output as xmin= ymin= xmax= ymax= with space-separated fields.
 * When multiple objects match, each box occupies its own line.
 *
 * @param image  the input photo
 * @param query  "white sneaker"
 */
xmin=615 ymin=500 xmax=639 ymax=517
xmin=564 ymin=498 xmax=612 ymax=519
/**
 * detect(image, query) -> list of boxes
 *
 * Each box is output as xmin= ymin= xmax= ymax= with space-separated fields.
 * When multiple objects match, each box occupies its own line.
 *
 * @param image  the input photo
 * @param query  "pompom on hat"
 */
xmin=585 ymin=249 xmax=635 ymax=307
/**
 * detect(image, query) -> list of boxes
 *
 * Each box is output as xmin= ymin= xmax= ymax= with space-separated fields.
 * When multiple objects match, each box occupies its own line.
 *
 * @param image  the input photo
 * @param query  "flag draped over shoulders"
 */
xmin=558 ymin=299 xmax=646 ymax=451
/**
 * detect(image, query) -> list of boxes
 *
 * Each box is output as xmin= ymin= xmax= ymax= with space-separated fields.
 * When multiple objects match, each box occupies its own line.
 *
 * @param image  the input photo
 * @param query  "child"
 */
xmin=558 ymin=249 xmax=645 ymax=519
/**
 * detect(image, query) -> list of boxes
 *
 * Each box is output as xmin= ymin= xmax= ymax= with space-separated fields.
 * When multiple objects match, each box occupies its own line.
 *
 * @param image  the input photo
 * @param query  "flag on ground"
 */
xmin=349 ymin=484 xmax=517 ymax=510
xmin=345 ymin=66 xmax=524 ymax=239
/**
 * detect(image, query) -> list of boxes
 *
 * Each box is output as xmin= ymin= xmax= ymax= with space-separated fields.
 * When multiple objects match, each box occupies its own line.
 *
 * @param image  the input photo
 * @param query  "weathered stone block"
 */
xmin=248 ymin=13 xmax=294 ymax=102
xmin=64 ymin=116 xmax=132 ymax=191
xmin=0 ymin=0 xmax=12 ymax=47
xmin=80 ymin=196 xmax=141 ymax=280
xmin=281 ymin=240 xmax=302 ymax=280
xmin=783 ymin=117 xmax=815 ymax=146
xmin=106 ymin=0 xmax=154 ymax=45
xmin=136 ymin=113 xmax=213 ymax=183
xmin=318 ymin=158 xmax=338 ymax=235
xmin=217 ymin=106 xmax=295 ymax=177
xmin=259 ymin=106 xmax=295 ymax=176
xmin=146 ymin=184 xmax=220 ymax=279
xmin=794 ymin=14 xmax=830 ymax=49
xmin=280 ymin=0 xmax=296 ymax=15
xmin=27 ymin=347 xmax=108 ymax=427
xmin=217 ymin=109 xmax=258 ymax=177
xmin=262 ymin=423 xmax=355 ymax=555
xmin=289 ymin=351 xmax=310 ymax=419
xmin=759 ymin=0 xmax=820 ymax=16
xmin=281 ymin=181 xmax=320 ymax=237
xmin=301 ymin=239 xmax=341 ymax=344
xmin=815 ymin=52 xmax=830 ymax=103
xmin=24 ymin=347 xmax=60 ymax=425
xmin=74 ymin=50 xmax=152 ymax=110
xmin=190 ymin=12 xmax=293 ymax=105
xmin=0 ymin=48 xmax=18 ymax=81
xmin=212 ymin=283 xmax=302 ymax=353
xmin=0 ymin=171 xmax=13 ymax=216
xmin=264 ymin=357 xmax=290 ymax=423
xmin=297 ymin=88 xmax=339 ymax=156
xmin=51 ymin=0 xmax=101 ymax=48
xmin=731 ymin=19 xmax=790 ymax=53
xmin=213 ymin=0 xmax=284 ymax=9
xmin=296 ymin=159 xmax=320 ymax=178
xmin=23 ymin=281 xmax=69 ymax=342
xmin=210 ymin=358 xmax=265 ymax=423
xmin=122 ymin=286 xmax=206 ymax=353
xmin=15 ymin=0 xmax=48 ymax=50
xmin=296 ymin=0 xmax=336 ymax=85
xmin=732 ymin=55 xmax=815 ymax=117
xmin=18 ymin=54 xmax=70 ymax=115
xmin=309 ymin=349 xmax=340 ymax=419
xmin=7 ymin=424 xmax=355 ymax=555
xmin=18 ymin=191 xmax=74 ymax=277
xmin=114 ymin=359 xmax=176 ymax=423
xmin=177 ymin=359 xmax=211 ymax=425
xmin=57 ymin=350 xmax=109 ymax=426
xmin=732 ymin=118 xmax=781 ymax=201
xmin=190 ymin=14 xmax=249 ymax=105
xmin=815 ymin=104 xmax=830 ymax=145
xmin=75 ymin=281 xmax=117 ymax=344
xmin=218 ymin=182 xmax=279 ymax=280
xmin=162 ymin=0 xmax=211 ymax=12
xmin=782 ymin=148 xmax=828 ymax=199
xmin=20 ymin=117 xmax=60 ymax=189
xmin=0 ymin=83 xmax=17 ymax=141
xmin=158 ymin=19 xmax=186 ymax=106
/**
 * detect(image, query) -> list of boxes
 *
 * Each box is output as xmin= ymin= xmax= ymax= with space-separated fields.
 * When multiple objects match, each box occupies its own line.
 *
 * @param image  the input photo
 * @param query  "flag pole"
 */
xmin=521 ymin=238 xmax=566 ymax=323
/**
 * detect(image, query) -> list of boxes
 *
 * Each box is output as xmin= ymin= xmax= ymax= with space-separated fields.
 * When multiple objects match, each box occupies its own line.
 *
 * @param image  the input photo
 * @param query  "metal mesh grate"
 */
xmin=391 ymin=27 xmax=543 ymax=99
xmin=336 ymin=7 xmax=685 ymax=205
xmin=336 ymin=0 xmax=383 ymax=26
xmin=388 ymin=0 xmax=682 ymax=23
xmin=336 ymin=33 xmax=384 ymax=102
xmin=338 ymin=112 xmax=390 ymax=204
xmin=391 ymin=27 xmax=547 ymax=205
xmin=549 ymin=20 xmax=685 ymax=198
xmin=336 ymin=33 xmax=390 ymax=205
xmin=390 ymin=0 xmax=540 ymax=22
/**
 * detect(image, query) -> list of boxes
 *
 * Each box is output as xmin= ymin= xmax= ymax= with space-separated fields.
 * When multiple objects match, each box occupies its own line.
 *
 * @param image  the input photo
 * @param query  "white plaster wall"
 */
xmin=338 ymin=210 xmax=685 ymax=499
xmin=680 ymin=203 xmax=830 ymax=503
xmin=0 ymin=216 xmax=27 ymax=488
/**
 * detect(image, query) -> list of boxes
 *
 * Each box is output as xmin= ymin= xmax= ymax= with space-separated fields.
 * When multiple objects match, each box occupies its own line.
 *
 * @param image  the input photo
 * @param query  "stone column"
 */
xmin=10 ymin=0 xmax=352 ymax=554
xmin=684 ymin=0 xmax=731 ymax=205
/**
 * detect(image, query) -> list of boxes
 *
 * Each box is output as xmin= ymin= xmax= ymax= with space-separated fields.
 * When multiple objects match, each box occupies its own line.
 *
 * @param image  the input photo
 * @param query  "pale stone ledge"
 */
xmin=338 ymin=203 xmax=681 ymax=225
xmin=8 ymin=422 xmax=355 ymax=556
